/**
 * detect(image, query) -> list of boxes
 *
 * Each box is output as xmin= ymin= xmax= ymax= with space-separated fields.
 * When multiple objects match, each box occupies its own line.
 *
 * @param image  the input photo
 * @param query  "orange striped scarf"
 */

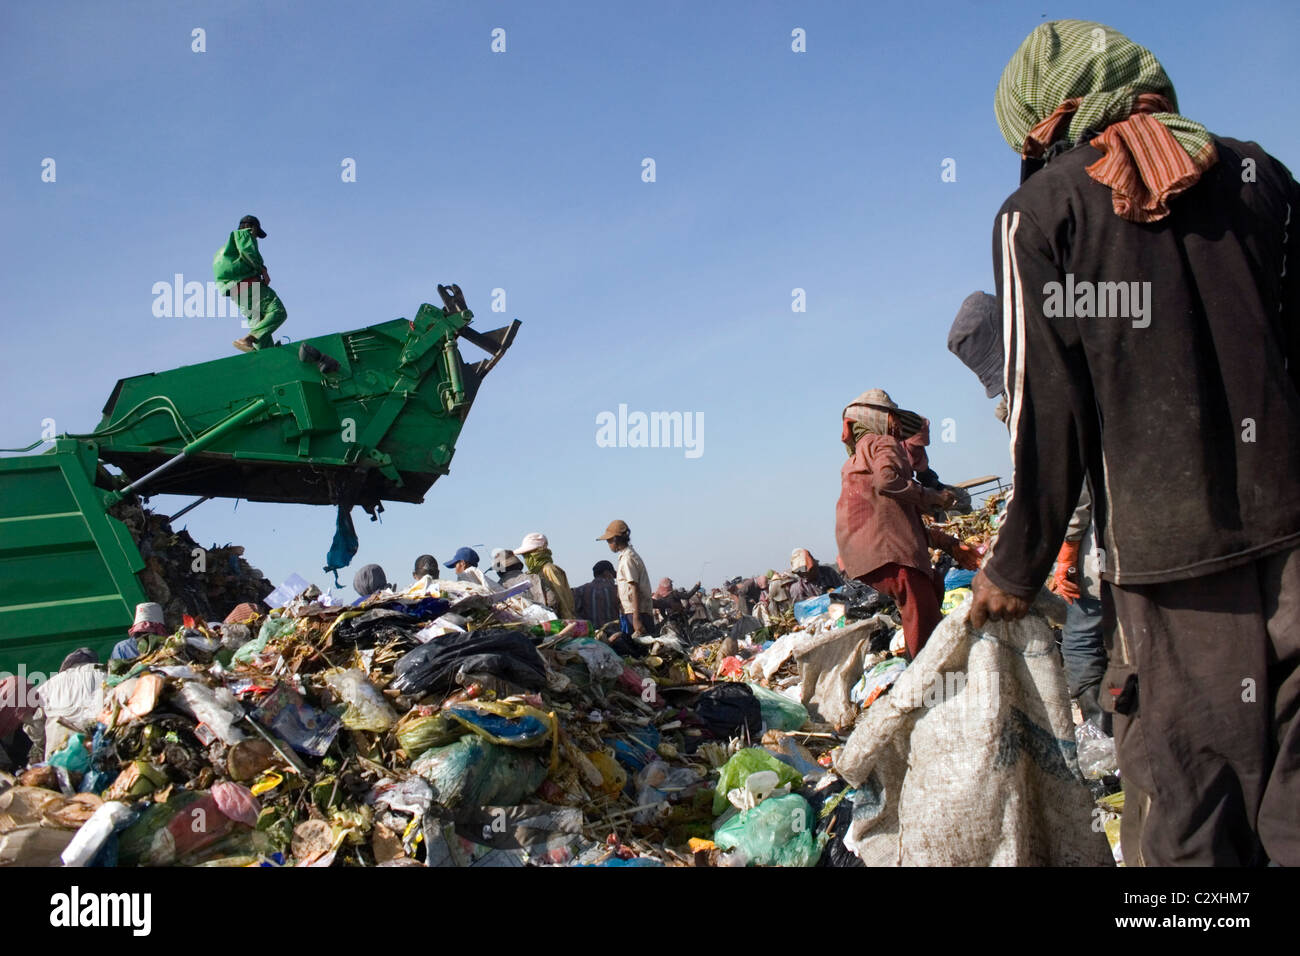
xmin=1024 ymin=93 xmax=1217 ymax=223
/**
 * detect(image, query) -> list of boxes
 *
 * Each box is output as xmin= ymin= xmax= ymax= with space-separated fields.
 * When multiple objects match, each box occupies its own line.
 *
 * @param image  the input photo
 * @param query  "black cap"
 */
xmin=947 ymin=292 xmax=1004 ymax=398
xmin=239 ymin=215 xmax=267 ymax=238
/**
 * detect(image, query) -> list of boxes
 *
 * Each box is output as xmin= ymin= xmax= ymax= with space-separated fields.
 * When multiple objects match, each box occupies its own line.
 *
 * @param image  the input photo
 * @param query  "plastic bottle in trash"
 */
xmin=61 ymin=801 xmax=135 ymax=867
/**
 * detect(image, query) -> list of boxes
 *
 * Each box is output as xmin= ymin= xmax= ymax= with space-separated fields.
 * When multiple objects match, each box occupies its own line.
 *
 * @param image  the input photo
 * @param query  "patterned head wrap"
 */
xmin=995 ymin=20 xmax=1215 ymax=222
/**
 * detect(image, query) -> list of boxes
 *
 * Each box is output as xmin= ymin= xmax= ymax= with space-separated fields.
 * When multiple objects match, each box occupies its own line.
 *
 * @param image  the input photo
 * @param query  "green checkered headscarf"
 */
xmin=994 ymin=20 xmax=1213 ymax=162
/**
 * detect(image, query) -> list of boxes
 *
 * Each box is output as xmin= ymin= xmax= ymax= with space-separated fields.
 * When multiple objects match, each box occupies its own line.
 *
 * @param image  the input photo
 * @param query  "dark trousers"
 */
xmin=1106 ymin=546 xmax=1300 ymax=866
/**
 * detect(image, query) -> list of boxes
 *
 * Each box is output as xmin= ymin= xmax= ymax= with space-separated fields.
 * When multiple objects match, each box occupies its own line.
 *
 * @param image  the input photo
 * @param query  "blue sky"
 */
xmin=3 ymin=0 xmax=1298 ymax=598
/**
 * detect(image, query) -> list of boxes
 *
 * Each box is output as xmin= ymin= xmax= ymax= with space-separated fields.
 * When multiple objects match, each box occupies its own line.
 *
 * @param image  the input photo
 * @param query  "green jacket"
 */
xmin=212 ymin=228 xmax=266 ymax=291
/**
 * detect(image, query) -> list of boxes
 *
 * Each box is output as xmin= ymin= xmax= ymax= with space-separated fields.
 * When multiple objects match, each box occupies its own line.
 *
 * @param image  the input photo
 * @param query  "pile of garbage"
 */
xmin=110 ymin=498 xmax=275 ymax=634
xmin=0 ymin=537 xmax=1118 ymax=867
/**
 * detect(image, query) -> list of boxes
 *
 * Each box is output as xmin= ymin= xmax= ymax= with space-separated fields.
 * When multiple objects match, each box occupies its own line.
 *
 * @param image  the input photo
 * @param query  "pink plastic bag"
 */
xmin=212 ymin=781 xmax=261 ymax=827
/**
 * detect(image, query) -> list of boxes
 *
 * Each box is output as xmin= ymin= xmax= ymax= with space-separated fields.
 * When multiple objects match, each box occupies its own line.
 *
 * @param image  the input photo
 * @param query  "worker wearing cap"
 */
xmin=514 ymin=533 xmax=576 ymax=620
xmin=835 ymin=388 xmax=980 ymax=658
xmin=443 ymin=546 xmax=483 ymax=582
xmin=212 ymin=214 xmax=288 ymax=352
xmin=492 ymin=549 xmax=530 ymax=591
xmin=598 ymin=520 xmax=655 ymax=639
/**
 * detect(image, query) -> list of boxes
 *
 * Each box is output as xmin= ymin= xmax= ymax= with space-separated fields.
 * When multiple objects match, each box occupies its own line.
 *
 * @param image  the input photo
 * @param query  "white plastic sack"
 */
xmin=833 ymin=604 xmax=1111 ymax=866
xmin=794 ymin=614 xmax=893 ymax=730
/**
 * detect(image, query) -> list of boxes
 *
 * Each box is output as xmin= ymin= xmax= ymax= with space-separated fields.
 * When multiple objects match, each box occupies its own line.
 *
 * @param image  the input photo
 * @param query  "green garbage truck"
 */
xmin=0 ymin=285 xmax=520 ymax=674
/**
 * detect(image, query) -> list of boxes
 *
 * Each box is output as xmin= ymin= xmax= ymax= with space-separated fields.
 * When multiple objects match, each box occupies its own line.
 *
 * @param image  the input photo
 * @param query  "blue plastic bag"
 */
xmin=944 ymin=568 xmax=976 ymax=590
xmin=793 ymin=593 xmax=832 ymax=623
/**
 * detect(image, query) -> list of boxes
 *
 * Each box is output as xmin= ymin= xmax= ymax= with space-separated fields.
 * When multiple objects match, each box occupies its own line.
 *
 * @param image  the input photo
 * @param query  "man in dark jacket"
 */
xmin=573 ymin=560 xmax=620 ymax=628
xmin=969 ymin=20 xmax=1300 ymax=866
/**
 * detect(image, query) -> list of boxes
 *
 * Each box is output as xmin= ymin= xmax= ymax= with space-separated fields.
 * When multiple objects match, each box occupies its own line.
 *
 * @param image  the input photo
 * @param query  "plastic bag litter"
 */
xmin=745 ymin=683 xmax=809 ymax=731
xmin=443 ymin=699 xmax=556 ymax=748
xmin=793 ymin=593 xmax=832 ymax=623
xmin=48 ymin=733 xmax=91 ymax=774
xmin=941 ymin=588 xmax=973 ymax=614
xmin=713 ymin=793 xmax=821 ymax=867
xmin=607 ymin=726 xmax=661 ymax=774
xmin=183 ymin=629 xmax=222 ymax=659
xmin=767 ymin=733 xmax=823 ymax=780
xmin=391 ymin=629 xmax=547 ymax=696
xmin=748 ymin=632 xmax=799 ymax=681
xmin=850 ymin=658 xmax=909 ymax=706
xmin=394 ymin=709 xmax=467 ymax=758
xmin=586 ymin=749 xmax=628 ymax=796
xmin=251 ymin=685 xmax=340 ymax=757
xmin=322 ymin=669 xmax=398 ymax=732
xmin=713 ymin=748 xmax=804 ymax=815
xmin=695 ymin=684 xmax=762 ymax=745
xmin=100 ymin=673 xmax=164 ymax=726
xmin=1075 ymin=721 xmax=1119 ymax=780
xmin=173 ymin=681 xmax=248 ymax=745
xmin=0 ymin=825 xmax=77 ymax=867
xmin=370 ymin=776 xmax=435 ymax=818
xmin=556 ymin=637 xmax=624 ymax=682
xmin=632 ymin=761 xmax=702 ymax=824
xmin=829 ymin=581 xmax=888 ymax=619
xmin=944 ymin=568 xmax=976 ymax=590
xmin=233 ymin=615 xmax=296 ymax=664
xmin=519 ymin=604 xmax=558 ymax=626
xmin=726 ymin=768 xmax=791 ymax=811
xmin=211 ymin=781 xmax=262 ymax=827
xmin=455 ymin=804 xmax=584 ymax=857
xmin=411 ymin=737 xmax=548 ymax=814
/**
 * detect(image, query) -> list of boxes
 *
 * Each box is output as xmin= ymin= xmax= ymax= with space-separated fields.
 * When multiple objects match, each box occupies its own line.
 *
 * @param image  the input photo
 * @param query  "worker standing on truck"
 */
xmin=213 ymin=214 xmax=288 ymax=352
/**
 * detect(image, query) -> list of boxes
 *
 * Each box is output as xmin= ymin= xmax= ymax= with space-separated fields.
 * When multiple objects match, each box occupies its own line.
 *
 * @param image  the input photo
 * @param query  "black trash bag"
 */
xmin=391 ymin=628 xmax=548 ymax=696
xmin=811 ymin=779 xmax=866 ymax=868
xmin=829 ymin=581 xmax=891 ymax=620
xmin=690 ymin=683 xmax=762 ymax=749
xmin=332 ymin=607 xmax=431 ymax=648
